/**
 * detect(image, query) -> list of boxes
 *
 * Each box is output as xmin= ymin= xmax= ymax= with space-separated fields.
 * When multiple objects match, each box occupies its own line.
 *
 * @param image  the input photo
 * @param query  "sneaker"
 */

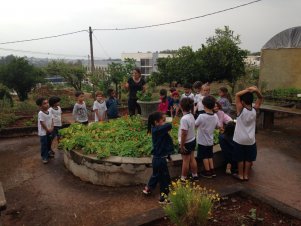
xmin=211 ymin=169 xmax=217 ymax=178
xmin=142 ymin=186 xmax=151 ymax=195
xmin=225 ymin=168 xmax=232 ymax=175
xmin=200 ymin=171 xmax=212 ymax=179
xmin=159 ymin=196 xmax=170 ymax=204
xmin=180 ymin=178 xmax=187 ymax=183
xmin=42 ymin=159 xmax=48 ymax=164
xmin=48 ymin=151 xmax=55 ymax=158
xmin=192 ymin=176 xmax=199 ymax=182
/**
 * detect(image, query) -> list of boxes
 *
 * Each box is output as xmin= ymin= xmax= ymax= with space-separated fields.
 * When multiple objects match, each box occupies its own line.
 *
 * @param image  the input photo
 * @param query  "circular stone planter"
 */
xmin=137 ymin=100 xmax=160 ymax=119
xmin=63 ymin=145 xmax=223 ymax=187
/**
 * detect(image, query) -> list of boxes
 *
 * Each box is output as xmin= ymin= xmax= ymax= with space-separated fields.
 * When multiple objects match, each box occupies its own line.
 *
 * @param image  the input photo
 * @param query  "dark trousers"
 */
xmin=219 ymin=134 xmax=237 ymax=170
xmin=40 ymin=134 xmax=52 ymax=160
xmin=147 ymin=158 xmax=171 ymax=196
xmin=128 ymin=99 xmax=141 ymax=116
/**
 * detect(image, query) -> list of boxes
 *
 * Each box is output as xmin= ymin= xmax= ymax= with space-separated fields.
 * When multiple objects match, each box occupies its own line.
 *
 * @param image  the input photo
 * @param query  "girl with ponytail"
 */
xmin=143 ymin=112 xmax=174 ymax=203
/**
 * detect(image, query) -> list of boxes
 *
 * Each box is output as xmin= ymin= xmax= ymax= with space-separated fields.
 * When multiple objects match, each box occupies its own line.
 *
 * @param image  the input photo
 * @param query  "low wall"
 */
xmin=63 ymin=146 xmax=224 ymax=187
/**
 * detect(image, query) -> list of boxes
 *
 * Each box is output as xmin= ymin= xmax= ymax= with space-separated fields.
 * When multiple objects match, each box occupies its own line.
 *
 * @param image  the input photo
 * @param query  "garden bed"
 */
xmin=148 ymin=193 xmax=301 ymax=226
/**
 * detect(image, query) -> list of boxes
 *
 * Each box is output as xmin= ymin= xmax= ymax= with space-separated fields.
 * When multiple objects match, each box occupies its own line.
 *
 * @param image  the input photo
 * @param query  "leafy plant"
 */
xmin=0 ymin=113 xmax=18 ymax=129
xmin=59 ymin=116 xmax=179 ymax=158
xmin=136 ymin=90 xmax=153 ymax=101
xmin=164 ymin=180 xmax=220 ymax=226
xmin=248 ymin=208 xmax=264 ymax=222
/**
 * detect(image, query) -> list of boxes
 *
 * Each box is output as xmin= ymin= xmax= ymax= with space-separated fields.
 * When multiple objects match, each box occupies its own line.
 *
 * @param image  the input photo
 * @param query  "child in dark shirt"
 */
xmin=106 ymin=88 xmax=119 ymax=119
xmin=143 ymin=112 xmax=174 ymax=203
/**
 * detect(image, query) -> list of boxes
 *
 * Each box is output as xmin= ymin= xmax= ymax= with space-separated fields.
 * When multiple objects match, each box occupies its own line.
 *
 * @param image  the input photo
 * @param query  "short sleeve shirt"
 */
xmin=195 ymin=113 xmax=219 ymax=146
xmin=128 ymin=77 xmax=146 ymax=99
xmin=72 ymin=102 xmax=88 ymax=123
xmin=178 ymin=113 xmax=196 ymax=143
xmin=38 ymin=110 xmax=52 ymax=136
xmin=93 ymin=100 xmax=107 ymax=121
xmin=49 ymin=106 xmax=62 ymax=127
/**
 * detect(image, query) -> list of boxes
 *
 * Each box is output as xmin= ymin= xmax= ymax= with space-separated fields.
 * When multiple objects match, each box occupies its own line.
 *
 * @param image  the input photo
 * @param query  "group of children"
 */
xmin=144 ymin=83 xmax=263 ymax=203
xmin=36 ymin=88 xmax=119 ymax=163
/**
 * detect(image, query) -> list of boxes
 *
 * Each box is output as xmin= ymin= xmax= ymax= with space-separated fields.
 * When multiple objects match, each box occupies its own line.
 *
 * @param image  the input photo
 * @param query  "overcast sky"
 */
xmin=0 ymin=0 xmax=300 ymax=59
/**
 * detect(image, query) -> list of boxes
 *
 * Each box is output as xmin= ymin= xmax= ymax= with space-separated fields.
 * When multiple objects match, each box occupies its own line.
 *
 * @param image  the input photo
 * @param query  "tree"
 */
xmin=46 ymin=60 xmax=86 ymax=91
xmin=154 ymin=46 xmax=205 ymax=85
xmin=107 ymin=58 xmax=136 ymax=98
xmin=0 ymin=56 xmax=44 ymax=101
xmin=200 ymin=26 xmax=248 ymax=93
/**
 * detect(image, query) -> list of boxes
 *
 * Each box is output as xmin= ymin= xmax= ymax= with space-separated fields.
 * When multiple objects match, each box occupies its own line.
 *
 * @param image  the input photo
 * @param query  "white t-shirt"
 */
xmin=178 ymin=113 xmax=196 ymax=144
xmin=181 ymin=93 xmax=194 ymax=101
xmin=49 ymin=106 xmax=62 ymax=127
xmin=195 ymin=113 xmax=219 ymax=146
xmin=194 ymin=93 xmax=202 ymax=104
xmin=233 ymin=107 xmax=257 ymax=145
xmin=72 ymin=102 xmax=88 ymax=123
xmin=38 ymin=110 xmax=53 ymax=136
xmin=93 ymin=100 xmax=107 ymax=121
xmin=196 ymin=95 xmax=205 ymax=111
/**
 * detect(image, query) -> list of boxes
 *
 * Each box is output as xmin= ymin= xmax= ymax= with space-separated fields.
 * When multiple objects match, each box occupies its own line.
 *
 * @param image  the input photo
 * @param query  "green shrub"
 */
xmin=0 ymin=113 xmax=18 ymax=129
xmin=164 ymin=180 xmax=220 ymax=226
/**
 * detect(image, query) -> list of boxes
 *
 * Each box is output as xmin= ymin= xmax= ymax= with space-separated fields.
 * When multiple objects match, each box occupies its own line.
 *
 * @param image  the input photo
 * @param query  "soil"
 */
xmin=148 ymin=194 xmax=301 ymax=226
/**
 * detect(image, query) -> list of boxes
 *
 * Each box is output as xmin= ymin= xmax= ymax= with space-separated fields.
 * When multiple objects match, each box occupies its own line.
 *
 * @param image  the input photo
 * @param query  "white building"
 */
xmin=245 ymin=55 xmax=261 ymax=67
xmin=121 ymin=52 xmax=172 ymax=77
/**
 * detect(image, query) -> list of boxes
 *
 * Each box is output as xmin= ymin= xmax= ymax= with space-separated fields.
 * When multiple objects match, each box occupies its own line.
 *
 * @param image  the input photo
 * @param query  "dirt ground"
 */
xmin=0 ymin=115 xmax=301 ymax=226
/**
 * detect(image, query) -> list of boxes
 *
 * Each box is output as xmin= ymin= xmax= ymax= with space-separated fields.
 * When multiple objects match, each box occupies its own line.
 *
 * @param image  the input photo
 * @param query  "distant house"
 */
xmin=121 ymin=52 xmax=172 ymax=77
xmin=44 ymin=75 xmax=65 ymax=84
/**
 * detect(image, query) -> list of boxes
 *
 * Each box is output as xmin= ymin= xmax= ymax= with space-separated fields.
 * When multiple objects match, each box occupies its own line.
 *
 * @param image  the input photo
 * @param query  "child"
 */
xmin=49 ymin=96 xmax=62 ymax=153
xmin=193 ymin=81 xmax=203 ymax=106
xmin=195 ymin=95 xmax=219 ymax=178
xmin=218 ymin=87 xmax=232 ymax=115
xmin=170 ymin=91 xmax=180 ymax=118
xmin=178 ymin=98 xmax=198 ymax=181
xmin=143 ymin=112 xmax=174 ymax=203
xmin=167 ymin=87 xmax=176 ymax=116
xmin=72 ymin=91 xmax=89 ymax=125
xmin=214 ymin=102 xmax=233 ymax=129
xmin=233 ymin=86 xmax=263 ymax=181
xmin=106 ymin=89 xmax=119 ymax=119
xmin=158 ymin=89 xmax=169 ymax=113
xmin=181 ymin=83 xmax=194 ymax=101
xmin=93 ymin=91 xmax=107 ymax=122
xmin=195 ymin=83 xmax=210 ymax=118
xmin=219 ymin=121 xmax=237 ymax=175
xmin=36 ymin=97 xmax=53 ymax=164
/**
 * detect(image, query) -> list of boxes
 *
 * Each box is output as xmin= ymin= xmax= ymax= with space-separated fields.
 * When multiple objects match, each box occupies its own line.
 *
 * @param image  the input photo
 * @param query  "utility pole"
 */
xmin=89 ymin=26 xmax=95 ymax=73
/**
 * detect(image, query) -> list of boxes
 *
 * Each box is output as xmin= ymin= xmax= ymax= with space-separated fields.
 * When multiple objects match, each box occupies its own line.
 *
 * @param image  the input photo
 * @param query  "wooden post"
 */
xmin=89 ymin=27 xmax=95 ymax=73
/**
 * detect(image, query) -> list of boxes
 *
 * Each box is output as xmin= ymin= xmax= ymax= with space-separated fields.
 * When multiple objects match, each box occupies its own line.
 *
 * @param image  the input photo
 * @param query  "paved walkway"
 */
xmin=0 ymin=115 xmax=300 ymax=225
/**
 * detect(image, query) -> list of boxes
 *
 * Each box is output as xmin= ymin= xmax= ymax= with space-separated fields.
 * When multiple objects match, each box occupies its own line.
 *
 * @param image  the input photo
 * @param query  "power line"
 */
xmin=93 ymin=0 xmax=262 ymax=31
xmin=92 ymin=33 xmax=110 ymax=59
xmin=0 ymin=29 xmax=88 ymax=45
xmin=0 ymin=47 xmax=103 ymax=59
xmin=0 ymin=0 xmax=262 ymax=46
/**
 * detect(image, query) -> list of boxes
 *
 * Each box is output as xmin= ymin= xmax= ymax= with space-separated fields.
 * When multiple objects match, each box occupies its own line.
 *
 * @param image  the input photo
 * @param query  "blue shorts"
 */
xmin=197 ymin=144 xmax=213 ymax=160
xmin=52 ymin=126 xmax=62 ymax=138
xmin=233 ymin=142 xmax=257 ymax=162
xmin=180 ymin=139 xmax=196 ymax=155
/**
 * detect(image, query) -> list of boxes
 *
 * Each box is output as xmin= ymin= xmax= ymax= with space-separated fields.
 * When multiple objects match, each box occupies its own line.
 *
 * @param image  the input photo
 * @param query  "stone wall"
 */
xmin=64 ymin=146 xmax=224 ymax=187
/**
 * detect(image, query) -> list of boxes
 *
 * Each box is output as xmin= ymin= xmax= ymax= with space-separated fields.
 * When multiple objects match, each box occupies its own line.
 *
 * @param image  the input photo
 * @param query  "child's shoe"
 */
xmin=192 ymin=176 xmax=199 ymax=182
xmin=42 ymin=159 xmax=48 ymax=164
xmin=158 ymin=196 xmax=170 ymax=204
xmin=200 ymin=171 xmax=212 ymax=179
xmin=225 ymin=168 xmax=232 ymax=175
xmin=142 ymin=186 xmax=151 ymax=195
xmin=48 ymin=150 xmax=55 ymax=158
xmin=211 ymin=169 xmax=217 ymax=178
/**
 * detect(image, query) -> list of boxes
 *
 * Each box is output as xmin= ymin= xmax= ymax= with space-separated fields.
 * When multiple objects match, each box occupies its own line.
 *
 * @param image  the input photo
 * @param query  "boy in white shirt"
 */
xmin=195 ymin=96 xmax=219 ymax=178
xmin=233 ymin=86 xmax=263 ymax=181
xmin=178 ymin=98 xmax=198 ymax=181
xmin=195 ymin=83 xmax=210 ymax=118
xmin=49 ymin=96 xmax=62 ymax=153
xmin=72 ymin=91 xmax=89 ymax=125
xmin=93 ymin=91 xmax=107 ymax=122
xmin=180 ymin=83 xmax=194 ymax=102
xmin=36 ymin=97 xmax=53 ymax=164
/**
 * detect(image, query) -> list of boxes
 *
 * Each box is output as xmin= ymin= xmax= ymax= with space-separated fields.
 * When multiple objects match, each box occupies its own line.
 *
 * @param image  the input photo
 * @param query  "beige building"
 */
xmin=259 ymin=26 xmax=301 ymax=90
xmin=121 ymin=52 xmax=172 ymax=77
